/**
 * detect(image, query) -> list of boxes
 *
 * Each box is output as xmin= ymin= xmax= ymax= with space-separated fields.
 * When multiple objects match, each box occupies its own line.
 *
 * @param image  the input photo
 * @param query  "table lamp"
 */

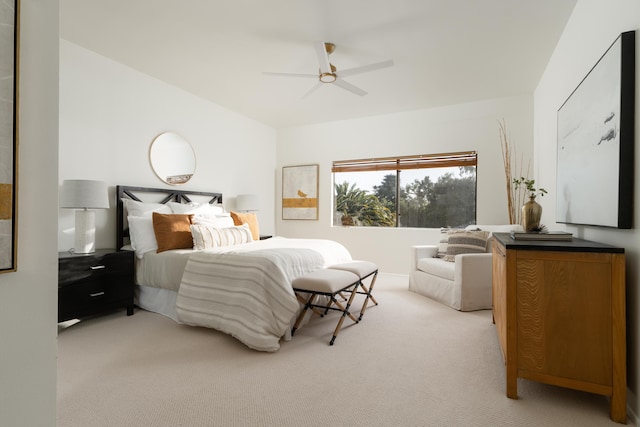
xmin=61 ymin=180 xmax=109 ymax=254
xmin=236 ymin=194 xmax=259 ymax=212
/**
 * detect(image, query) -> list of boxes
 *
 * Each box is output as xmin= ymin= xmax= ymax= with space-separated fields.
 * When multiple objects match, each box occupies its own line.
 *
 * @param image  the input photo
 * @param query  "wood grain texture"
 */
xmin=492 ymin=238 xmax=626 ymax=423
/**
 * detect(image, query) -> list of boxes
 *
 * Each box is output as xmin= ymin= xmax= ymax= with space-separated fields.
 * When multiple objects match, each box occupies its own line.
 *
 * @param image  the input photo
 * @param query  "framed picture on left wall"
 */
xmin=0 ymin=0 xmax=19 ymax=273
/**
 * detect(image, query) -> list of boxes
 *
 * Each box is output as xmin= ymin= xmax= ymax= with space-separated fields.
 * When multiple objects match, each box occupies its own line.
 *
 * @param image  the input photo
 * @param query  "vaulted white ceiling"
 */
xmin=60 ymin=0 xmax=577 ymax=129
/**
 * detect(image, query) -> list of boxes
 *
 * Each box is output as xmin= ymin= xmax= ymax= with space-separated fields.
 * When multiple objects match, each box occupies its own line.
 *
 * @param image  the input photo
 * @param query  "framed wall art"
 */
xmin=556 ymin=30 xmax=635 ymax=229
xmin=0 ymin=0 xmax=19 ymax=273
xmin=282 ymin=164 xmax=318 ymax=220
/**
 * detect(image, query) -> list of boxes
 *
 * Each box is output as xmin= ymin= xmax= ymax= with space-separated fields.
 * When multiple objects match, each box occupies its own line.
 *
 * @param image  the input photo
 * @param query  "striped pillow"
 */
xmin=442 ymin=230 xmax=490 ymax=262
xmin=437 ymin=228 xmax=465 ymax=258
xmin=190 ymin=223 xmax=253 ymax=250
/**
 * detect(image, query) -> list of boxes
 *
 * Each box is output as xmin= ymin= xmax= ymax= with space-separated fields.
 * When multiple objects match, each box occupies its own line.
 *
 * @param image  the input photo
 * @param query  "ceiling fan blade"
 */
xmin=263 ymin=71 xmax=317 ymax=78
xmin=338 ymin=59 xmax=394 ymax=78
xmin=302 ymin=82 xmax=323 ymax=99
xmin=333 ymin=78 xmax=367 ymax=96
xmin=314 ymin=41 xmax=332 ymax=74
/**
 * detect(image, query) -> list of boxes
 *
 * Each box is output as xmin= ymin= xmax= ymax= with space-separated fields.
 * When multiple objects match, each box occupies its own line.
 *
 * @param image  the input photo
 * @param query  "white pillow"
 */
xmin=123 ymin=199 xmax=171 ymax=218
xmin=168 ymin=202 xmax=225 ymax=218
xmin=190 ymin=223 xmax=253 ymax=250
xmin=192 ymin=215 xmax=235 ymax=229
xmin=127 ymin=216 xmax=158 ymax=258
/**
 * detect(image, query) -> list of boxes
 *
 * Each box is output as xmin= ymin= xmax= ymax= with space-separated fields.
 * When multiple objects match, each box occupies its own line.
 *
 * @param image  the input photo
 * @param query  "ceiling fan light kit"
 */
xmin=263 ymin=41 xmax=393 ymax=97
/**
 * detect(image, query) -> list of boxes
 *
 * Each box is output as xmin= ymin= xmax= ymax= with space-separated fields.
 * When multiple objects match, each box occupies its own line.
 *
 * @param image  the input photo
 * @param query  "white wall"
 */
xmin=58 ymin=40 xmax=277 ymax=251
xmin=276 ymin=95 xmax=533 ymax=274
xmin=534 ymin=0 xmax=640 ymax=420
xmin=0 ymin=1 xmax=59 ymax=426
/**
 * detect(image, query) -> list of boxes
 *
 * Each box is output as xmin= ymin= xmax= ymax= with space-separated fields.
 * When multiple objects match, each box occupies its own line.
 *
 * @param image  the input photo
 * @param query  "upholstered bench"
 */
xmin=328 ymin=261 xmax=378 ymax=321
xmin=291 ymin=269 xmax=361 ymax=345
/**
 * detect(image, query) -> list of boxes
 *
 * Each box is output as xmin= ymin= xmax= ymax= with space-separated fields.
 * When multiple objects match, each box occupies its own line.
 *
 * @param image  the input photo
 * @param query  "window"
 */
xmin=332 ymin=151 xmax=477 ymax=228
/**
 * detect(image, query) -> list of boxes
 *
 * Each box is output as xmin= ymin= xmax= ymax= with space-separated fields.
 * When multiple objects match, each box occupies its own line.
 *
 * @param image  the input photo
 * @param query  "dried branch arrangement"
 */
xmin=498 ymin=119 xmax=530 ymax=225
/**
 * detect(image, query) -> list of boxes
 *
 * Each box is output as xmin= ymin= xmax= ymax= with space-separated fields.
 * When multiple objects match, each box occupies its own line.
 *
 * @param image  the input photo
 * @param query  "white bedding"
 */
xmin=136 ymin=237 xmax=351 ymax=289
xmin=135 ymin=237 xmax=352 ymax=351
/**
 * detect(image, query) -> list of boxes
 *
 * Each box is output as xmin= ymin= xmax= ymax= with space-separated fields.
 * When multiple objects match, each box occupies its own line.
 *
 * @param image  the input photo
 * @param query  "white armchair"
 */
xmin=409 ymin=224 xmax=523 ymax=311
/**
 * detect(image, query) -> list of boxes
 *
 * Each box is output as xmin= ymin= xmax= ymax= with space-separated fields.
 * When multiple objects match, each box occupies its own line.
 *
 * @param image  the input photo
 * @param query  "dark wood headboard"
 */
xmin=116 ymin=185 xmax=223 ymax=250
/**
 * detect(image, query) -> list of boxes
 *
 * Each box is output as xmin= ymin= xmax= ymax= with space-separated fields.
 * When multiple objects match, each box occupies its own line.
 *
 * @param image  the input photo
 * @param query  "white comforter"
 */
xmin=175 ymin=238 xmax=352 ymax=351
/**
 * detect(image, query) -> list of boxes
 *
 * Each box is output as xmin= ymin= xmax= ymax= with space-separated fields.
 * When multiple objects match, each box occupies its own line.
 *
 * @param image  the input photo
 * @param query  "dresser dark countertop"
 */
xmin=492 ymin=233 xmax=624 ymax=254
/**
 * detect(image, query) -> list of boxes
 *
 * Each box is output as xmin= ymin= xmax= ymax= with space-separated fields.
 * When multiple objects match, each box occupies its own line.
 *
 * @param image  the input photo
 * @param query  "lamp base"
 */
xmin=74 ymin=209 xmax=96 ymax=254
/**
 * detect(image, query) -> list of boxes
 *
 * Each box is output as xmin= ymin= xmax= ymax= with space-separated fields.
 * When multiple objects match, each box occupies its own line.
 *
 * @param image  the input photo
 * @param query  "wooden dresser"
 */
xmin=491 ymin=233 xmax=626 ymax=424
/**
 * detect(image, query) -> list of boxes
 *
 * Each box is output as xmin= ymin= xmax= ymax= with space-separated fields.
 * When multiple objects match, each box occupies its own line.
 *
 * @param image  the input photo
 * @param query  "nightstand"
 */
xmin=58 ymin=249 xmax=135 ymax=322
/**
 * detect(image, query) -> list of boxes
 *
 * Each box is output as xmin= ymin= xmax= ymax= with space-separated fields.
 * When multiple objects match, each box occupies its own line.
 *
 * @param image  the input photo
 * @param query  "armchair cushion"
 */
xmin=417 ymin=257 xmax=455 ymax=281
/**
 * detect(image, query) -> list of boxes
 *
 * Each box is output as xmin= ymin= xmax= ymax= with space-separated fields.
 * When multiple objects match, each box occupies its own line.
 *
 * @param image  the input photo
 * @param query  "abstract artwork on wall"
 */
xmin=0 ymin=0 xmax=18 ymax=273
xmin=556 ymin=31 xmax=635 ymax=229
xmin=282 ymin=164 xmax=319 ymax=220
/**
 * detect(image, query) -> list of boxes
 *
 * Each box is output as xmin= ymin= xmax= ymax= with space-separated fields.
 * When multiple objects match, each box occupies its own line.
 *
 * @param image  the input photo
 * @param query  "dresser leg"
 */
xmin=127 ymin=305 xmax=134 ymax=316
xmin=610 ymin=385 xmax=627 ymax=423
xmin=506 ymin=363 xmax=518 ymax=399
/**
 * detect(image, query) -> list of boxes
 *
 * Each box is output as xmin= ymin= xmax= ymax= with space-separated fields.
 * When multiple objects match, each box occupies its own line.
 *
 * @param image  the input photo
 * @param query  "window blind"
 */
xmin=331 ymin=151 xmax=477 ymax=173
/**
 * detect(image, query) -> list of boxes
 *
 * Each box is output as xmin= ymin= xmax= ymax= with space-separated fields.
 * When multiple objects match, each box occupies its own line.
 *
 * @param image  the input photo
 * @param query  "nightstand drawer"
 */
xmin=58 ymin=278 xmax=131 ymax=317
xmin=58 ymin=249 xmax=135 ymax=322
xmin=59 ymin=251 xmax=133 ymax=287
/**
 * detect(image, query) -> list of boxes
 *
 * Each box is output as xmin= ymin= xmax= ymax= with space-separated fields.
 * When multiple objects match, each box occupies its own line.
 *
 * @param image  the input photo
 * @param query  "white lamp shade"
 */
xmin=61 ymin=180 xmax=109 ymax=209
xmin=236 ymin=194 xmax=259 ymax=212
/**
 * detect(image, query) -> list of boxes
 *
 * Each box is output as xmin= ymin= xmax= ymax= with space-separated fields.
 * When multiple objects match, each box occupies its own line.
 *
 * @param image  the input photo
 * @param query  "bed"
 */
xmin=116 ymin=185 xmax=352 ymax=351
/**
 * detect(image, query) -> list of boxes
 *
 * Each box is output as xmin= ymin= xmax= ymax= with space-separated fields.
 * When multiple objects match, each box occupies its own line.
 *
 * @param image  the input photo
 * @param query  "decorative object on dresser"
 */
xmin=509 ymin=230 xmax=573 ymax=241
xmin=60 ymin=179 xmax=110 ymax=254
xmin=491 ymin=233 xmax=626 ymax=424
xmin=557 ymin=30 xmax=635 ymax=229
xmin=512 ymin=177 xmax=546 ymax=232
xmin=58 ymin=249 xmax=134 ymax=323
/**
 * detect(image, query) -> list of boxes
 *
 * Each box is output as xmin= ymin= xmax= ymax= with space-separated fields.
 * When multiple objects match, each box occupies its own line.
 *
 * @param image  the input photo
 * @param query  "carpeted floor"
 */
xmin=57 ymin=274 xmax=632 ymax=426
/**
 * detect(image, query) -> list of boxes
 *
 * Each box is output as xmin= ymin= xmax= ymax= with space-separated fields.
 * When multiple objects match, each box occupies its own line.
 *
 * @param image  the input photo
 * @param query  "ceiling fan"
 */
xmin=263 ymin=42 xmax=394 ymax=98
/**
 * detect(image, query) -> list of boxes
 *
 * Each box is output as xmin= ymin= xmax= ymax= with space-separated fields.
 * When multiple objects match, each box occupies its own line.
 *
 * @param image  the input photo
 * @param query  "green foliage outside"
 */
xmin=334 ymin=167 xmax=476 ymax=228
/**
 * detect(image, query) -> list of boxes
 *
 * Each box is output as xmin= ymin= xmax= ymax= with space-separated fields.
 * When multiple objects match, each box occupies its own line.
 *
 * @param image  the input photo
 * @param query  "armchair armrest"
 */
xmin=454 ymin=252 xmax=493 ymax=285
xmin=411 ymin=245 xmax=439 ymax=271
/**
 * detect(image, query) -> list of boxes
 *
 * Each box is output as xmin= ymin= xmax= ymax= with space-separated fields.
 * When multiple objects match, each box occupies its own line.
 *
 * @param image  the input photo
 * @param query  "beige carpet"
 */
xmin=57 ymin=275 xmax=631 ymax=426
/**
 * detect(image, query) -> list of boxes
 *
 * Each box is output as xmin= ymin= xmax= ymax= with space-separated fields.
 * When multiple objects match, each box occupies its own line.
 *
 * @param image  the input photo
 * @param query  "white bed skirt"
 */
xmin=135 ymin=285 xmax=179 ymax=322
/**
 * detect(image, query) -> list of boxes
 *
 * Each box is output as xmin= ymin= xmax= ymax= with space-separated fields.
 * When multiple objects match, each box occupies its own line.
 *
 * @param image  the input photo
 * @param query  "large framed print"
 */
xmin=556 ymin=31 xmax=635 ymax=229
xmin=0 ymin=0 xmax=19 ymax=273
xmin=282 ymin=164 xmax=318 ymax=220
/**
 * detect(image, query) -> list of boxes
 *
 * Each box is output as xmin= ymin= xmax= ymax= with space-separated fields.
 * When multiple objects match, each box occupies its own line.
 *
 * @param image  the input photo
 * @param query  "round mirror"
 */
xmin=149 ymin=132 xmax=196 ymax=185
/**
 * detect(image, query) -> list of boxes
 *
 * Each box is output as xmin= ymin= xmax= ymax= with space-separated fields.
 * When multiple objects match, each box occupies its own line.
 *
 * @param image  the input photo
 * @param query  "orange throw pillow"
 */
xmin=230 ymin=211 xmax=260 ymax=241
xmin=152 ymin=212 xmax=194 ymax=253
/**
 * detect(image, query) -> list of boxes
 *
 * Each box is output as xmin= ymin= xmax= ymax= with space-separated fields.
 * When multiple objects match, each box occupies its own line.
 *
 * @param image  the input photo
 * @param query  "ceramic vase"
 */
xmin=522 ymin=195 xmax=542 ymax=232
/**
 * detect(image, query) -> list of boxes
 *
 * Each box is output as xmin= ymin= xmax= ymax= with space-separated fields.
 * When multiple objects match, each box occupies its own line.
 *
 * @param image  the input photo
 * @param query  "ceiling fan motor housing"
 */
xmin=319 ymin=64 xmax=337 ymax=83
